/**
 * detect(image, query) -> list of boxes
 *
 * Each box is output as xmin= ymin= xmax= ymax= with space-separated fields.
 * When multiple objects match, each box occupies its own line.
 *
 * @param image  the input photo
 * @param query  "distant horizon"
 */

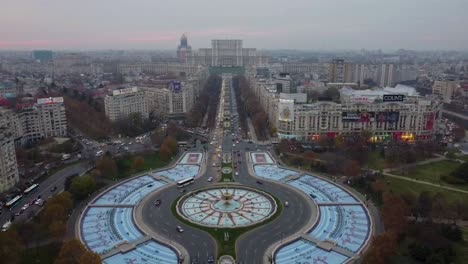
xmin=2 ymin=1 xmax=468 ymax=51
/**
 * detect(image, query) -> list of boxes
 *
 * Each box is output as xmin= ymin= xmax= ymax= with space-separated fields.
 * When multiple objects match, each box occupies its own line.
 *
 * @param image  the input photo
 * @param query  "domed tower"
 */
xmin=177 ymin=33 xmax=192 ymax=63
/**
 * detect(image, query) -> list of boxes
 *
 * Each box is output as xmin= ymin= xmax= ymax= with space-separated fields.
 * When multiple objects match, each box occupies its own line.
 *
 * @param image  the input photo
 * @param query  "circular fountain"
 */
xmin=177 ymin=186 xmax=277 ymax=228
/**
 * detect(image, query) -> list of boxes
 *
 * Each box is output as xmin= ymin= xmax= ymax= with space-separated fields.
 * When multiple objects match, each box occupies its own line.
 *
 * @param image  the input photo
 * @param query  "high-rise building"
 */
xmin=104 ymin=87 xmax=148 ymax=121
xmin=177 ymin=33 xmax=192 ymax=63
xmin=0 ymin=110 xmax=19 ymax=192
xmin=32 ymin=50 xmax=54 ymax=63
xmin=378 ymin=64 xmax=396 ymax=87
xmin=328 ymin=59 xmax=346 ymax=83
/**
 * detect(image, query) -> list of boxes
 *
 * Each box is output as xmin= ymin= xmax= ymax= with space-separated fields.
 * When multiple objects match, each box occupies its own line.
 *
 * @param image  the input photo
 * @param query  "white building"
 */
xmin=104 ymin=87 xmax=148 ymax=122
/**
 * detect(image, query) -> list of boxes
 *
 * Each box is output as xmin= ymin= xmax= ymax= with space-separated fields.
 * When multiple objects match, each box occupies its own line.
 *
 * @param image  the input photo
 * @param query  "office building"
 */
xmin=104 ymin=87 xmax=148 ymax=121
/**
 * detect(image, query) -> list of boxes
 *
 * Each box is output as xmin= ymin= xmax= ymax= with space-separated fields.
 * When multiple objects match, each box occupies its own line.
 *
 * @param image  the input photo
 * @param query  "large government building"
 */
xmin=248 ymin=69 xmax=442 ymax=142
xmin=188 ymin=39 xmax=268 ymax=67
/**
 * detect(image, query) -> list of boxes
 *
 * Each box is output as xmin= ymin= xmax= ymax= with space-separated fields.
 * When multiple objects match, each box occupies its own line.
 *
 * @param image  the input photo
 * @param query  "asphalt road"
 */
xmin=0 ymin=162 xmax=90 ymax=226
xmin=140 ymin=76 xmax=313 ymax=264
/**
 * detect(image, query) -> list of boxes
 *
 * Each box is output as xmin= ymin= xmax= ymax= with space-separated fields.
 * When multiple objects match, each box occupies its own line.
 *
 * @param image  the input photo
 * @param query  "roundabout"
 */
xmin=177 ymin=186 xmax=277 ymax=228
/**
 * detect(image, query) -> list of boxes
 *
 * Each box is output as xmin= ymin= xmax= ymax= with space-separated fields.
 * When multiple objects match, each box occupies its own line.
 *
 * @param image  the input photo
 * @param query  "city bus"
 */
xmin=177 ymin=177 xmax=194 ymax=188
xmin=5 ymin=195 xmax=23 ymax=210
xmin=23 ymin=183 xmax=39 ymax=196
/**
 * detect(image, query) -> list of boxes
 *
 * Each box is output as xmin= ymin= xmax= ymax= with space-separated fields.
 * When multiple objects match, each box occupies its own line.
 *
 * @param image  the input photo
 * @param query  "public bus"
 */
xmin=5 ymin=195 xmax=23 ymax=210
xmin=177 ymin=177 xmax=194 ymax=188
xmin=23 ymin=183 xmax=39 ymax=196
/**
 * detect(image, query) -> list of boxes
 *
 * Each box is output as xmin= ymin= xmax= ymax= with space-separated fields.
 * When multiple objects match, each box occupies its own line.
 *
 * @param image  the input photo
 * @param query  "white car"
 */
xmin=235 ymin=172 xmax=239 ymax=176
xmin=207 ymin=177 xmax=213 ymax=182
xmin=233 ymin=143 xmax=236 ymax=147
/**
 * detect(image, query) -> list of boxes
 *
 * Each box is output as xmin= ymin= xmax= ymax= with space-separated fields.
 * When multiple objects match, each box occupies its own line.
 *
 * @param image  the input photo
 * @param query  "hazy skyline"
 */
xmin=2 ymin=0 xmax=468 ymax=51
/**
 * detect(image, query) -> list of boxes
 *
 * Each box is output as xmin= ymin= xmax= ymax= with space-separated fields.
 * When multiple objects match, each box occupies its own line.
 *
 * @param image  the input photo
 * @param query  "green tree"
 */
xmin=131 ymin=156 xmax=145 ymax=172
xmin=55 ymin=239 xmax=100 ymax=264
xmin=0 ymin=229 xmax=24 ymax=264
xmin=96 ymin=156 xmax=118 ymax=179
xmin=70 ymin=175 xmax=96 ymax=200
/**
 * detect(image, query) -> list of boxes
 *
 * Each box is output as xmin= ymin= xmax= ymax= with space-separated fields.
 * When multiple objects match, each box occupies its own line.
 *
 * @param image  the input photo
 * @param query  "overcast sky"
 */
xmin=1 ymin=0 xmax=468 ymax=51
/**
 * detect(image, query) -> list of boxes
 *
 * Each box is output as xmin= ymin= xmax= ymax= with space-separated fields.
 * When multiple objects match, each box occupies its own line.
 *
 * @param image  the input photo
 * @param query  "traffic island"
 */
xmin=171 ymin=183 xmax=283 ymax=258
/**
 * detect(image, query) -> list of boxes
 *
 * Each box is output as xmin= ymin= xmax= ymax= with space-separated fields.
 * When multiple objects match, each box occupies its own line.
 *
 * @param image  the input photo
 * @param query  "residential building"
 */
xmin=432 ymin=80 xmax=457 ymax=103
xmin=378 ymin=64 xmax=396 ymax=87
xmin=0 ymin=130 xmax=19 ymax=192
xmin=104 ymin=87 xmax=148 ymax=121
xmin=142 ymin=81 xmax=195 ymax=118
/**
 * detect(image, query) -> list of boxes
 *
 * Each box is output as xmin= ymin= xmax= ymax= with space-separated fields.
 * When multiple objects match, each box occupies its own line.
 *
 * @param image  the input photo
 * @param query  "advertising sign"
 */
xmin=376 ymin=112 xmax=400 ymax=123
xmin=278 ymin=99 xmax=294 ymax=121
xmin=383 ymin=94 xmax=405 ymax=102
xmin=171 ymin=81 xmax=182 ymax=93
xmin=342 ymin=111 xmax=375 ymax=122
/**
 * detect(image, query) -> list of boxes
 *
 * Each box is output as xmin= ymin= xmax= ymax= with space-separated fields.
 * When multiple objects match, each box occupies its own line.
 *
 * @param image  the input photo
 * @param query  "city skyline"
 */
xmin=2 ymin=0 xmax=468 ymax=51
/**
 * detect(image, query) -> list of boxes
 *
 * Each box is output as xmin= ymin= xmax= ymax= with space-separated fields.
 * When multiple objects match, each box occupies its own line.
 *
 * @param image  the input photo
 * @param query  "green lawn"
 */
xmin=384 ymin=175 xmax=468 ymax=204
xmin=454 ymin=228 xmax=468 ymax=264
xmin=395 ymin=160 xmax=468 ymax=192
xmin=366 ymin=151 xmax=388 ymax=170
xmin=221 ymin=162 xmax=233 ymax=182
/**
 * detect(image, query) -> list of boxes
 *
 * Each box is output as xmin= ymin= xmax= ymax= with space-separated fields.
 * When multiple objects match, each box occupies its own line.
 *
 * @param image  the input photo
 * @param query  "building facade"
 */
xmin=188 ymin=39 xmax=268 ymax=67
xmin=104 ymin=87 xmax=148 ymax=121
xmin=432 ymin=80 xmax=457 ymax=103
xmin=142 ymin=80 xmax=195 ymax=118
xmin=248 ymin=69 xmax=441 ymax=142
xmin=0 ymin=130 xmax=19 ymax=192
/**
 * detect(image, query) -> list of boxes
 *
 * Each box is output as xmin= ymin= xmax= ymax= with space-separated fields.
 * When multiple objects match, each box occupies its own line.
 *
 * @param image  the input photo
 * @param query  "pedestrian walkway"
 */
xmin=382 ymin=171 xmax=468 ymax=195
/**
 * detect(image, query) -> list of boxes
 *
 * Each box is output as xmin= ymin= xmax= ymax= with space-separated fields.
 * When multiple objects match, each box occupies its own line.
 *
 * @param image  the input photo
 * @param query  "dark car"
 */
xmin=154 ymin=199 xmax=161 ymax=206
xmin=256 ymin=180 xmax=263 ymax=185
xmin=50 ymin=186 xmax=57 ymax=192
xmin=207 ymin=256 xmax=215 ymax=263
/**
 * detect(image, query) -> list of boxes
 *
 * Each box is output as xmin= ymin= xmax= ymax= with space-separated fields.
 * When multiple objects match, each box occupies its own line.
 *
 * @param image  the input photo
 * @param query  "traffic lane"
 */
xmin=1 ymin=162 xmax=90 ymax=223
xmin=142 ymin=183 xmax=216 ymax=260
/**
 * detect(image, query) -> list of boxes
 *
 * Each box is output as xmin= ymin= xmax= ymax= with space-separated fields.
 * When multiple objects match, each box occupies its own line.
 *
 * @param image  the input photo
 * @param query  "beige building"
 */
xmin=432 ymin=80 xmax=457 ymax=103
xmin=104 ymin=87 xmax=148 ymax=121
